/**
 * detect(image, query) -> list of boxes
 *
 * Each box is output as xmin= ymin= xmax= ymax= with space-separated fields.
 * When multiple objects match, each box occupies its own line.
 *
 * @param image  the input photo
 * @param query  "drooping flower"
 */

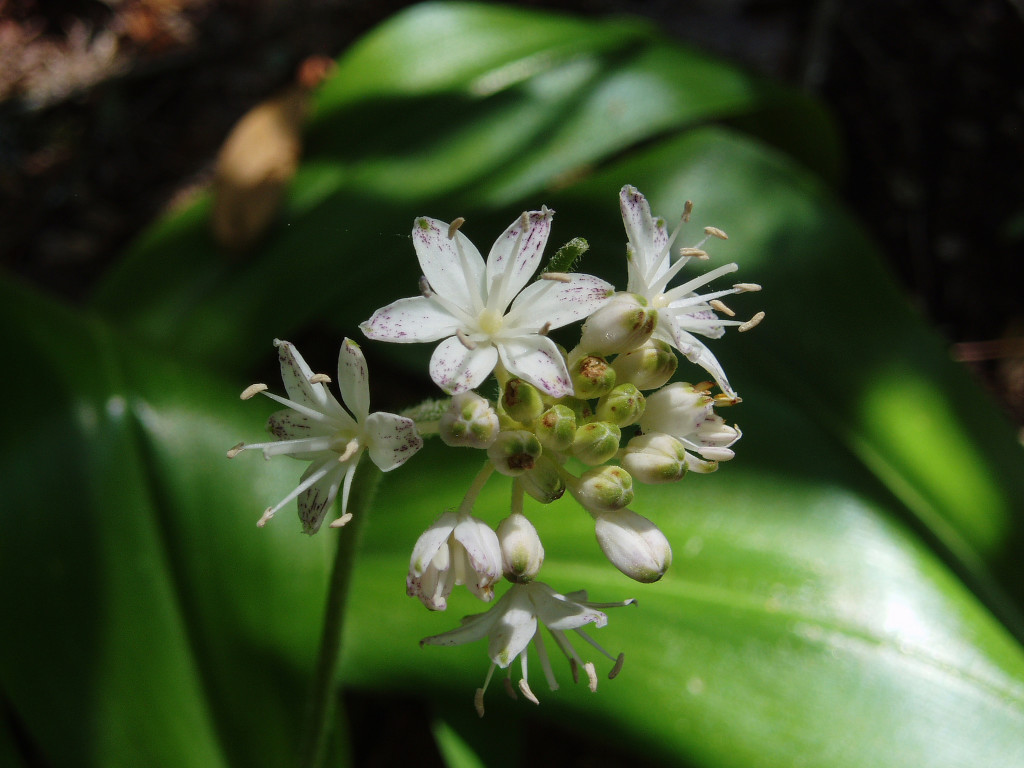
xmin=421 ymin=581 xmax=635 ymax=717
xmin=361 ymin=208 xmax=613 ymax=397
xmin=407 ymin=512 xmax=502 ymax=611
xmin=638 ymin=381 xmax=742 ymax=467
xmin=228 ymin=338 xmax=422 ymax=534
xmin=618 ymin=184 xmax=763 ymax=400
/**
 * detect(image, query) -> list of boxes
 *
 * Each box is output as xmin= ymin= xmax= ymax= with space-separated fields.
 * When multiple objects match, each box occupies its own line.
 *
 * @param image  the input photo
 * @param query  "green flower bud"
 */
xmin=570 ymin=354 xmax=616 ymax=400
xmin=534 ymin=404 xmax=577 ymax=453
xmin=572 ymin=421 xmax=621 ymax=466
xmin=595 ymin=383 xmax=645 ymax=427
xmin=570 ymin=465 xmax=634 ymax=512
xmin=497 ymin=512 xmax=545 ymax=582
xmin=439 ymin=392 xmax=500 ymax=448
xmin=611 ymin=339 xmax=678 ymax=390
xmin=560 ymin=396 xmax=595 ymax=423
xmin=487 ymin=430 xmax=543 ymax=476
xmin=519 ymin=455 xmax=566 ymax=503
xmin=578 ymin=292 xmax=657 ymax=356
xmin=620 ymin=432 xmax=689 ymax=483
xmin=501 ymin=377 xmax=545 ymax=424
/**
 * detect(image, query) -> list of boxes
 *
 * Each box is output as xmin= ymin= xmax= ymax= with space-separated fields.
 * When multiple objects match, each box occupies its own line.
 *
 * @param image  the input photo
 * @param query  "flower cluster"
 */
xmin=231 ymin=185 xmax=761 ymax=715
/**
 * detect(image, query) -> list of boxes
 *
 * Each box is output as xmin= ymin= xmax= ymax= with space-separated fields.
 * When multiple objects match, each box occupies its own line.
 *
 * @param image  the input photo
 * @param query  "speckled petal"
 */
xmin=360 ymin=296 xmax=462 ymax=343
xmin=497 ymin=335 xmax=572 ymax=398
xmin=657 ymin=314 xmax=738 ymax=400
xmin=298 ymin=459 xmax=345 ymax=535
xmin=337 ymin=338 xmax=371 ymax=423
xmin=275 ymin=340 xmax=333 ymax=411
xmin=485 ymin=209 xmax=552 ymax=309
xmin=528 ymin=582 xmax=608 ymax=631
xmin=505 ymin=273 xmax=613 ymax=331
xmin=412 ymin=216 xmax=486 ymax=313
xmin=429 ymin=336 xmax=499 ymax=394
xmin=364 ymin=411 xmax=423 ymax=471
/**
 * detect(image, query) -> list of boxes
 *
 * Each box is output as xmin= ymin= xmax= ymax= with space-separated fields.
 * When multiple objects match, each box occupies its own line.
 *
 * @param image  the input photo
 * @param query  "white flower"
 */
xmin=407 ymin=512 xmax=502 ymax=611
xmin=361 ymin=208 xmax=613 ymax=397
xmin=421 ymin=581 xmax=635 ymax=717
xmin=228 ymin=338 xmax=423 ymax=534
xmin=619 ymin=185 xmax=763 ymax=400
xmin=639 ymin=382 xmax=742 ymax=467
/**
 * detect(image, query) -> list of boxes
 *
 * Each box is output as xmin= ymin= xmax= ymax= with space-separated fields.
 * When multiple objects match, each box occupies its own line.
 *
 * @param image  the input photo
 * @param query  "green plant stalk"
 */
xmin=297 ymin=457 xmax=382 ymax=768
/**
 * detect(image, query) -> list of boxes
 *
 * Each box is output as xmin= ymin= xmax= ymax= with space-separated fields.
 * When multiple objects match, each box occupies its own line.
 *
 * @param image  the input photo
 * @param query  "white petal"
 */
xmin=484 ymin=209 xmax=552 ymax=309
xmin=453 ymin=515 xmax=502 ymax=585
xmin=497 ymin=335 xmax=572 ymax=398
xmin=505 ymin=273 xmax=613 ymax=331
xmin=360 ymin=296 xmax=463 ymax=343
xmin=658 ymin=315 xmax=738 ymax=400
xmin=429 ymin=336 xmax=499 ymax=394
xmin=364 ymin=412 xmax=423 ymax=471
xmin=529 ymin=583 xmax=608 ymax=631
xmin=412 ymin=217 xmax=485 ymax=313
xmin=275 ymin=340 xmax=333 ymax=412
xmin=266 ymin=409 xmax=329 ymax=441
xmin=409 ymin=512 xmax=459 ymax=576
xmin=420 ymin=603 xmax=504 ymax=648
xmin=337 ymin=338 xmax=371 ymax=423
xmin=298 ymin=459 xmax=345 ymax=535
xmin=487 ymin=586 xmax=538 ymax=668
xmin=619 ymin=186 xmax=667 ymax=281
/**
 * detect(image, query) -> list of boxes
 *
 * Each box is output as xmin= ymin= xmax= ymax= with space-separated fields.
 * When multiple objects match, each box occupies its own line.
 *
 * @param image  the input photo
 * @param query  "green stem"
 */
xmin=297 ymin=458 xmax=382 ymax=768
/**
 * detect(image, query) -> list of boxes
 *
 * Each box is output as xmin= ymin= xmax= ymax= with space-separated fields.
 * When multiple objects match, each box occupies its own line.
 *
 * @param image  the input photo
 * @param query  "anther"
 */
xmin=734 ymin=282 xmax=761 ymax=292
xmin=309 ymin=373 xmax=331 ymax=384
xmin=540 ymin=272 xmax=572 ymax=283
xmin=447 ymin=217 xmax=465 ymax=239
xmin=419 ymin=275 xmax=433 ymax=297
xmin=709 ymin=299 xmax=735 ymax=317
xmin=683 ymin=200 xmax=693 ymax=223
xmin=609 ymin=652 xmax=625 ymax=679
xmin=240 ymin=383 xmax=268 ymax=400
xmin=714 ymin=393 xmax=742 ymax=406
xmin=680 ymin=247 xmax=708 ymax=259
xmin=739 ymin=311 xmax=765 ymax=332
xmin=329 ymin=513 xmax=353 ymax=528
xmin=693 ymin=381 xmax=714 ymax=393
xmin=226 ymin=442 xmax=245 ymax=459
xmin=704 ymin=226 xmax=728 ymax=240
xmin=256 ymin=507 xmax=275 ymax=527
xmin=518 ymin=679 xmax=540 ymax=705
xmin=456 ymin=328 xmax=477 ymax=350
xmin=539 ymin=321 xmax=552 ymax=336
xmin=474 ymin=689 xmax=486 ymax=718
xmin=584 ymin=662 xmax=598 ymax=693
xmin=337 ymin=439 xmax=360 ymax=463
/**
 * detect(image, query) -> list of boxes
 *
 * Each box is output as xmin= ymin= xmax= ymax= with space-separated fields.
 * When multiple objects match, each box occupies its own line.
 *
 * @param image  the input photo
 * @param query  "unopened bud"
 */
xmin=570 ymin=465 xmax=634 ymax=512
xmin=561 ymin=396 xmax=595 ymax=423
xmin=620 ymin=432 xmax=688 ymax=484
xmin=595 ymin=383 xmax=645 ymax=427
xmin=519 ymin=455 xmax=566 ymax=503
xmin=440 ymin=392 xmax=500 ymax=448
xmin=502 ymin=378 xmax=545 ymax=424
xmin=535 ymin=404 xmax=577 ymax=453
xmin=572 ymin=421 xmax=621 ymax=466
xmin=497 ymin=512 xmax=545 ymax=582
xmin=570 ymin=355 xmax=616 ymax=400
xmin=578 ymin=293 xmax=656 ymax=356
xmin=594 ymin=508 xmax=672 ymax=583
xmin=487 ymin=430 xmax=543 ymax=476
xmin=639 ymin=382 xmax=712 ymax=437
xmin=611 ymin=339 xmax=678 ymax=390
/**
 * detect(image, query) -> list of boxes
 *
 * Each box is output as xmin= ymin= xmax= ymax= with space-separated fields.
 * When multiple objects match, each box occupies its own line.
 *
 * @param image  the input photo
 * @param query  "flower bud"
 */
xmin=638 ymin=382 xmax=713 ymax=437
xmin=611 ymin=339 xmax=677 ymax=390
xmin=519 ymin=455 xmax=566 ymax=503
xmin=620 ymin=432 xmax=689 ymax=484
xmin=570 ymin=355 xmax=616 ymax=400
xmin=560 ymin=396 xmax=595 ymax=423
xmin=439 ymin=392 xmax=500 ymax=448
xmin=534 ymin=404 xmax=577 ymax=453
xmin=572 ymin=421 xmax=621 ymax=466
xmin=578 ymin=292 xmax=657 ymax=356
xmin=487 ymin=430 xmax=543 ymax=476
xmin=501 ymin=377 xmax=545 ymax=424
xmin=497 ymin=512 xmax=545 ymax=582
xmin=407 ymin=512 xmax=502 ymax=610
xmin=570 ymin=465 xmax=634 ymax=512
xmin=594 ymin=508 xmax=672 ymax=583
xmin=595 ymin=383 xmax=645 ymax=427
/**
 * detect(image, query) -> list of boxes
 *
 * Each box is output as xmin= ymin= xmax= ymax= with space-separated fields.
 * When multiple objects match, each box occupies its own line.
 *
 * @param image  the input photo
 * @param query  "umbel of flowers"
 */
xmin=231 ymin=185 xmax=762 ymax=716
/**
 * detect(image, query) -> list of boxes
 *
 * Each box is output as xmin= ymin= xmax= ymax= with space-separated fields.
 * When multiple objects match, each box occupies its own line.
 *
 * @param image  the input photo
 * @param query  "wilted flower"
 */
xmin=407 ymin=512 xmax=502 ymax=611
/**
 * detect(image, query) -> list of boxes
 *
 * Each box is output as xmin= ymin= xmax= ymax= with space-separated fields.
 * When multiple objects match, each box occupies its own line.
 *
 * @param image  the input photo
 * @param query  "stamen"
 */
xmin=309 ymin=373 xmax=331 ymax=385
xmin=538 ymin=321 xmax=552 ymax=336
xmin=241 ymin=383 xmax=268 ymax=400
xmin=714 ymin=393 xmax=742 ymax=406
xmin=682 ymin=200 xmax=693 ymax=223
xmin=256 ymin=507 xmax=275 ymax=527
xmin=704 ymin=226 xmax=728 ymax=240
xmin=680 ymin=247 xmax=708 ymax=259
xmin=328 ymin=512 xmax=353 ymax=528
xmin=456 ymin=329 xmax=477 ymax=350
xmin=739 ymin=311 xmax=766 ymax=332
xmin=609 ymin=652 xmax=625 ymax=679
xmin=734 ymin=282 xmax=761 ymax=292
xmin=337 ymin=438 xmax=360 ymax=463
xmin=503 ymin=676 xmax=518 ymax=700
xmin=447 ymin=217 xmax=466 ymax=239
xmin=226 ymin=442 xmax=245 ymax=459
xmin=709 ymin=299 xmax=735 ymax=317
xmin=583 ymin=661 xmax=598 ymax=693
xmin=419 ymin=275 xmax=433 ymax=297
xmin=532 ymin=631 xmax=559 ymax=691
xmin=474 ymin=689 xmax=486 ymax=718
xmin=569 ymin=658 xmax=580 ymax=684
xmin=540 ymin=272 xmax=572 ymax=283
xmin=518 ymin=678 xmax=540 ymax=706
xmin=693 ymin=381 xmax=715 ymax=393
